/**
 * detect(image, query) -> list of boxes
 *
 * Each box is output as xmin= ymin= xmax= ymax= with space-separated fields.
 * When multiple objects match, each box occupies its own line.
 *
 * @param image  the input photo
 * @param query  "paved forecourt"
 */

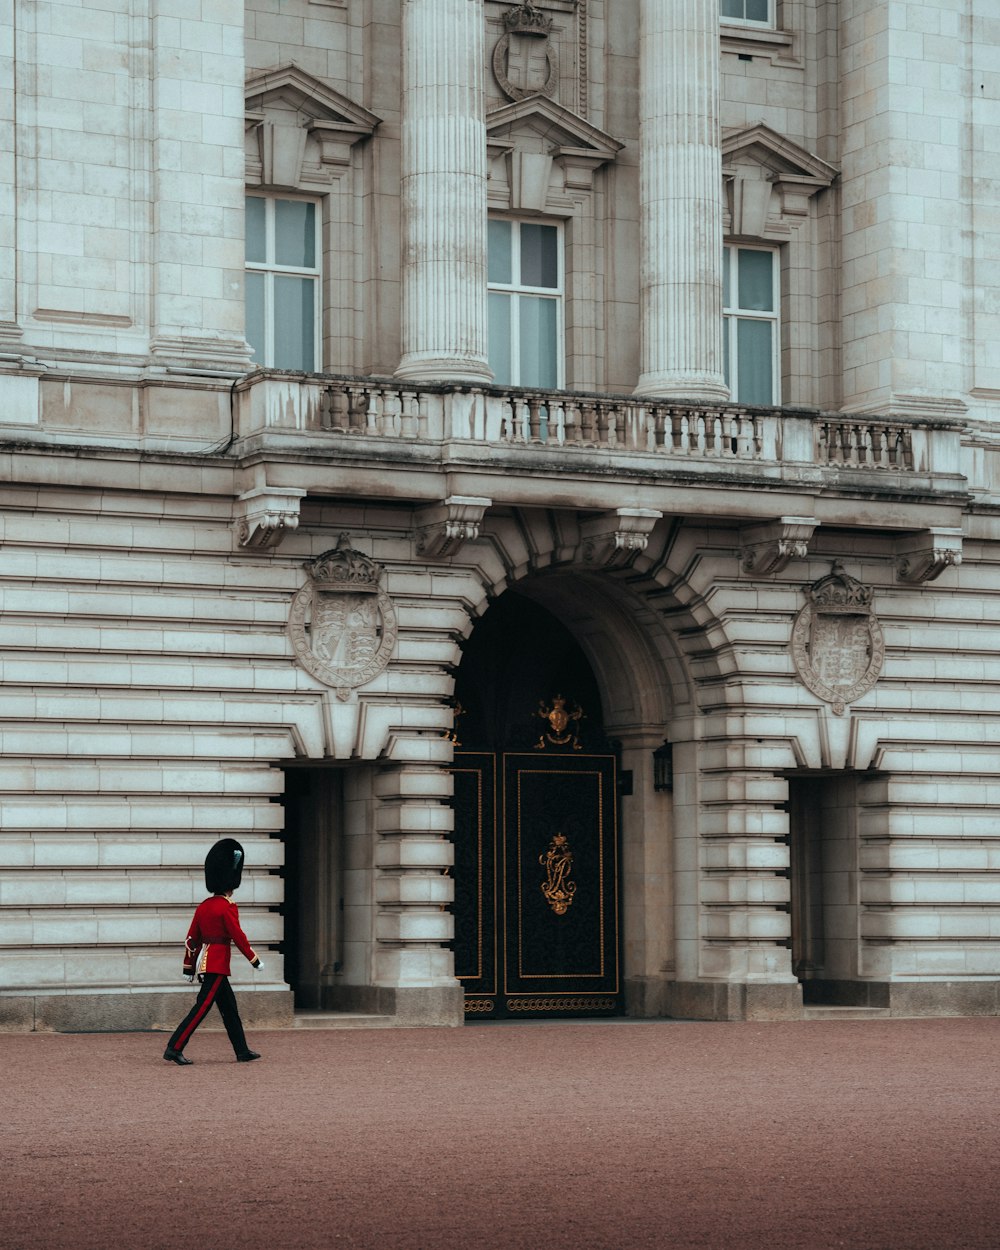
xmin=3 ymin=1018 xmax=1000 ymax=1249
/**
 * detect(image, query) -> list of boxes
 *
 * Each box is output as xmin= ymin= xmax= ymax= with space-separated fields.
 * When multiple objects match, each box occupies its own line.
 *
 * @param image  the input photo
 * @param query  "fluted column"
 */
xmin=634 ymin=0 xmax=729 ymax=401
xmin=395 ymin=0 xmax=492 ymax=384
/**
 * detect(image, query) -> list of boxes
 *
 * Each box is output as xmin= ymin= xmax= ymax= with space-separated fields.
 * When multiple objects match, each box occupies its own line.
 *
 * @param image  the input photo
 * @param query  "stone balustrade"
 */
xmin=238 ymin=373 xmax=973 ymax=479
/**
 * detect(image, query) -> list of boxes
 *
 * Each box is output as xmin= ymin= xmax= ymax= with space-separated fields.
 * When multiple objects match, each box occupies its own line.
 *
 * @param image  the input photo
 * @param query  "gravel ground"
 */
xmin=3 ymin=1017 xmax=1000 ymax=1250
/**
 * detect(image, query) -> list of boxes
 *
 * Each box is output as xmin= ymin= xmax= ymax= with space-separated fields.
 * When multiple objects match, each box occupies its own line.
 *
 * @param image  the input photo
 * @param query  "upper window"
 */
xmin=488 ymin=218 xmax=563 ymax=389
xmin=723 ymin=245 xmax=779 ymax=406
xmin=245 ymin=195 xmax=320 ymax=372
xmin=720 ymin=0 xmax=773 ymax=26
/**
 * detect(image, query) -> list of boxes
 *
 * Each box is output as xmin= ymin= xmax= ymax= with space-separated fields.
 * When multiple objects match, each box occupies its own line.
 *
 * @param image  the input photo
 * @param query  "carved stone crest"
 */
xmin=287 ymin=534 xmax=397 ymax=700
xmin=791 ymin=563 xmax=884 ymax=716
xmin=493 ymin=3 xmax=559 ymax=101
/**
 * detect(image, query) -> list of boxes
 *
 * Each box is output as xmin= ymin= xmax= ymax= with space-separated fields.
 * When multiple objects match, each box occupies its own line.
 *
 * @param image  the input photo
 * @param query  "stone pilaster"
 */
xmin=395 ymin=0 xmax=492 ymax=384
xmin=0 ymin=3 xmax=16 ymax=345
xmin=634 ymin=0 xmax=728 ymax=402
xmin=148 ymin=0 xmax=251 ymax=372
xmin=839 ymin=0 xmax=966 ymax=417
xmin=372 ymin=762 xmax=462 ymax=1021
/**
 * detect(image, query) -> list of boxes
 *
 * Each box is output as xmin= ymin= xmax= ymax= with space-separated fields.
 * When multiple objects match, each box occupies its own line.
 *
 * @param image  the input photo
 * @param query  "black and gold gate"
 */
xmin=449 ymin=592 xmax=622 ymax=1020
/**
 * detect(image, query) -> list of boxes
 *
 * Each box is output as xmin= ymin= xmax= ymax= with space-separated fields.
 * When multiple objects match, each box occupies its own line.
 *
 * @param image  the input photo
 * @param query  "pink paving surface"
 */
xmin=3 ymin=1017 xmax=1000 ymax=1249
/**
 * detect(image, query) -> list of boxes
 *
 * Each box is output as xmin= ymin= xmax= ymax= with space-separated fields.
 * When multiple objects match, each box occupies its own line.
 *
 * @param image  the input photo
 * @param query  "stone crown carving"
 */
xmin=503 ymin=2 xmax=554 ymax=35
xmin=308 ymin=534 xmax=382 ymax=593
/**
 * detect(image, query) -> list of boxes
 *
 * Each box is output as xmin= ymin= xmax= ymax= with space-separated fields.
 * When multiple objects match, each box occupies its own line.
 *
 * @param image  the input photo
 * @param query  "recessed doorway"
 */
xmin=451 ymin=589 xmax=623 ymax=1020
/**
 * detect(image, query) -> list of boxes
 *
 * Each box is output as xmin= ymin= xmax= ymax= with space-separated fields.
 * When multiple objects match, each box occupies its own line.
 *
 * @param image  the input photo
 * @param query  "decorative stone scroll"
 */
xmin=287 ymin=534 xmax=397 ymax=700
xmin=741 ymin=516 xmax=816 ymax=577
xmin=235 ymin=486 xmax=306 ymax=550
xmin=895 ymin=528 xmax=963 ymax=585
xmin=581 ymin=507 xmax=662 ymax=568
xmin=791 ymin=562 xmax=884 ymax=716
xmin=415 ymin=496 xmax=491 ymax=560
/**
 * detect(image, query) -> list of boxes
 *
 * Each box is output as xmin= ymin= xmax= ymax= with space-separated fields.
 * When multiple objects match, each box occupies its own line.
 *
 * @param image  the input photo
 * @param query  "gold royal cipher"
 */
xmin=540 ymin=833 xmax=577 ymax=916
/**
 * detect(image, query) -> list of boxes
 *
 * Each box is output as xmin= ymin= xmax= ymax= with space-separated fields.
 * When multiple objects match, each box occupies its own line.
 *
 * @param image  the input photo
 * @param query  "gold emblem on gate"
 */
xmin=534 ymin=694 xmax=583 ymax=750
xmin=540 ymin=833 xmax=577 ymax=915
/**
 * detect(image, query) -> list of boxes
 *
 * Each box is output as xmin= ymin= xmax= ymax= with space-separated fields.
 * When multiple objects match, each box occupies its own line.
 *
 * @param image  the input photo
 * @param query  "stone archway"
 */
xmin=451 ymin=565 xmax=689 ymax=1018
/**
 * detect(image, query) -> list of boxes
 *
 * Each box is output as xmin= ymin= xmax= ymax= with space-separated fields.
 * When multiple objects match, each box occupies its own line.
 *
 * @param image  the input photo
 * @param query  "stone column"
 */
xmin=395 ymin=0 xmax=492 ymax=384
xmin=634 ymin=0 xmax=729 ymax=401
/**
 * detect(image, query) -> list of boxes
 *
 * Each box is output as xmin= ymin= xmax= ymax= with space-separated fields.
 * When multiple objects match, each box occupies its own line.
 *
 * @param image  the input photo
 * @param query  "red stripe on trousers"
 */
xmin=175 ymin=976 xmax=222 ymax=1050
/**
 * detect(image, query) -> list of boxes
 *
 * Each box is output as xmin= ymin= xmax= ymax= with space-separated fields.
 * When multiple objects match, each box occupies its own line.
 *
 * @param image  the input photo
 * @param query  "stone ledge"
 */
xmin=664 ymin=981 xmax=804 ymax=1022
xmin=0 ymin=988 xmax=295 ymax=1034
xmin=331 ymin=984 xmax=465 ymax=1027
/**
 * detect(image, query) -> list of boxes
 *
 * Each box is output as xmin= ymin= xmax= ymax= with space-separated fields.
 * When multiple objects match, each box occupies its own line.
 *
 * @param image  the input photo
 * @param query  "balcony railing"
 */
xmin=239 ymin=373 xmax=966 ymax=479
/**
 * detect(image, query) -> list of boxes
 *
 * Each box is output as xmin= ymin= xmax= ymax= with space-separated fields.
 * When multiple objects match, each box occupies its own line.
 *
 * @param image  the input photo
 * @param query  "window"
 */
xmin=488 ymin=218 xmax=563 ymax=389
xmin=245 ymin=195 xmax=320 ymax=371
xmin=720 ymin=0 xmax=773 ymax=26
xmin=723 ymin=245 xmax=779 ymax=405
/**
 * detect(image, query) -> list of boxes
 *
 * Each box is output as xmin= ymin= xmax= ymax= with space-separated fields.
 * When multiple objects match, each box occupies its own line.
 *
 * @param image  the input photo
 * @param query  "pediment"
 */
xmin=486 ymin=94 xmax=623 ymax=164
xmin=722 ymin=122 xmax=837 ymax=184
xmin=245 ymin=63 xmax=380 ymax=136
xmin=245 ymin=63 xmax=380 ymax=190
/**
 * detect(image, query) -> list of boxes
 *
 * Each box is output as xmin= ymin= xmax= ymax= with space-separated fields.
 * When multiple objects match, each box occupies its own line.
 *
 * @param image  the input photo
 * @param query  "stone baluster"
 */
xmin=634 ymin=0 xmax=729 ymax=402
xmin=395 ymin=0 xmax=492 ymax=385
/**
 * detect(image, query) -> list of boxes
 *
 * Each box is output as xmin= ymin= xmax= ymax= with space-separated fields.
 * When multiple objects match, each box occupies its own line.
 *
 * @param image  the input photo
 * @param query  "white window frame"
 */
xmin=488 ymin=216 xmax=565 ymax=390
xmin=720 ymin=0 xmax=775 ymax=29
xmin=723 ymin=244 xmax=780 ymax=406
xmin=245 ymin=194 xmax=322 ymax=372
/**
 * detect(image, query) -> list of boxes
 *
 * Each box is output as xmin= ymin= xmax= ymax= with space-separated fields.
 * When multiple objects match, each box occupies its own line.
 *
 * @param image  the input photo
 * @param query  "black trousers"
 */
xmin=167 ymin=974 xmax=249 ymax=1056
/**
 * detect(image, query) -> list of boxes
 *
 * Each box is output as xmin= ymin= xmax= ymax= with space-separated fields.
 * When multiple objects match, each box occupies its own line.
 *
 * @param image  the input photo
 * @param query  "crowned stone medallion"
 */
xmin=287 ymin=534 xmax=397 ymax=699
xmin=791 ymin=563 xmax=885 ymax=716
xmin=493 ymin=2 xmax=559 ymax=101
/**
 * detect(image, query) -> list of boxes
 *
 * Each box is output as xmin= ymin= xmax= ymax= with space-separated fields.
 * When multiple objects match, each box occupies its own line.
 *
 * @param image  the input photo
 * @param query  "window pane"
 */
xmin=736 ymin=318 xmax=773 ymax=405
xmin=519 ymin=295 xmax=558 ymax=388
xmin=746 ymin=0 xmax=769 ymax=20
xmin=273 ymin=275 xmax=315 ymax=371
xmin=245 ymin=272 xmax=265 ymax=363
xmin=488 ymin=291 xmax=512 ymax=385
xmin=720 ymin=0 xmax=743 ymax=17
xmin=519 ymin=224 xmax=559 ymax=289
xmin=246 ymin=197 xmax=266 ymax=264
xmin=274 ymin=200 xmax=316 ymax=268
xmin=723 ymin=247 xmax=731 ymax=308
xmin=488 ymin=219 xmax=513 ymax=285
xmin=737 ymin=249 xmax=774 ymax=311
xmin=723 ymin=315 xmax=731 ymax=389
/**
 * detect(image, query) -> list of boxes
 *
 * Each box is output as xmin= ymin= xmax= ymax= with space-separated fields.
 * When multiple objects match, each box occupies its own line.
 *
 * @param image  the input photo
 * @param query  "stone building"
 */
xmin=2 ymin=0 xmax=999 ymax=1031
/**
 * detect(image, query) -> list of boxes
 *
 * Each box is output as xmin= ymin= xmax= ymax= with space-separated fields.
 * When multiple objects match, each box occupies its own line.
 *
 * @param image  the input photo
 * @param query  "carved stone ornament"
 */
xmin=895 ymin=527 xmax=963 ymax=585
xmin=581 ymin=508 xmax=662 ymax=568
xmin=235 ymin=486 xmax=306 ymax=550
xmin=741 ymin=516 xmax=816 ymax=577
xmin=790 ymin=562 xmax=885 ymax=716
xmin=287 ymin=534 xmax=397 ymax=700
xmin=493 ymin=3 xmax=559 ymax=101
xmin=415 ymin=495 xmax=491 ymax=560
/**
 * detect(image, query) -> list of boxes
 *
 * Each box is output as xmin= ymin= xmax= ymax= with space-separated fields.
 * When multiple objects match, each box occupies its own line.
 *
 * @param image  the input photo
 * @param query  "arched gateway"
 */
xmin=450 ymin=590 xmax=623 ymax=1019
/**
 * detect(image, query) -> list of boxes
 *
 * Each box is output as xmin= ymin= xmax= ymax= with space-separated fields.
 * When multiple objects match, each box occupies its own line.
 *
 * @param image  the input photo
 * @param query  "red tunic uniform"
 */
xmin=182 ymin=894 xmax=259 ymax=978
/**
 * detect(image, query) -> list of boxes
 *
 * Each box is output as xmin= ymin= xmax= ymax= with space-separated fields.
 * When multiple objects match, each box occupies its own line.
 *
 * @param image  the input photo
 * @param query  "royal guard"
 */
xmin=163 ymin=838 xmax=263 ymax=1066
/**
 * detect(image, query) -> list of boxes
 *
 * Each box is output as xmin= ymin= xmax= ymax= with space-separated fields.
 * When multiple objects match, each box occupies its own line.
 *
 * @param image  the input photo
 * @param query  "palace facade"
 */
xmin=2 ymin=0 xmax=1000 ymax=1030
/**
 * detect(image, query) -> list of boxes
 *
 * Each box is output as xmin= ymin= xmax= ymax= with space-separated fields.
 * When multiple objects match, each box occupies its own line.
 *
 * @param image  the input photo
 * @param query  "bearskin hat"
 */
xmin=204 ymin=838 xmax=245 ymax=894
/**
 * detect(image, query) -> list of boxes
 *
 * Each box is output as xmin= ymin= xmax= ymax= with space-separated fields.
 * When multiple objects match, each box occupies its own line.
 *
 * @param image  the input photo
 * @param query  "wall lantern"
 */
xmin=652 ymin=741 xmax=673 ymax=792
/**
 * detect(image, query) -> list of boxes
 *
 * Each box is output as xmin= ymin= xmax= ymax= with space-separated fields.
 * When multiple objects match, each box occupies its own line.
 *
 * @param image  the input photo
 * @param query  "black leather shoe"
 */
xmin=163 ymin=1047 xmax=193 ymax=1065
xmin=236 ymin=1050 xmax=261 ymax=1062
